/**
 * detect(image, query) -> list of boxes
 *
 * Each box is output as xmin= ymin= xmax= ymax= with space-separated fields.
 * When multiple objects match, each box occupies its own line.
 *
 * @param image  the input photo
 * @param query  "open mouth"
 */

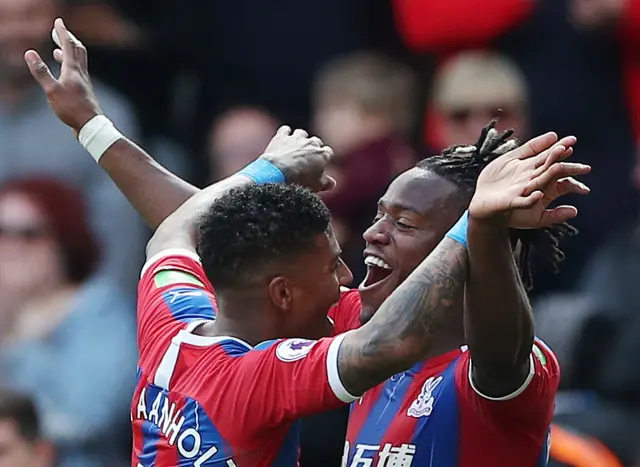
xmin=360 ymin=255 xmax=394 ymax=289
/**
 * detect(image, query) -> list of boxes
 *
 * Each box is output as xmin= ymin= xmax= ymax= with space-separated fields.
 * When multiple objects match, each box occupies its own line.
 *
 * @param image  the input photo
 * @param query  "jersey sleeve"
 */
xmin=226 ymin=333 xmax=359 ymax=434
xmin=454 ymin=338 xmax=560 ymax=428
xmin=137 ymin=249 xmax=217 ymax=359
xmin=328 ymin=288 xmax=363 ymax=334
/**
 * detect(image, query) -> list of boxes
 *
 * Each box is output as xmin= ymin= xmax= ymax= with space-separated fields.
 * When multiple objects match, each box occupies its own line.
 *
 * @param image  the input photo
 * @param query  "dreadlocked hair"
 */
xmin=416 ymin=120 xmax=578 ymax=290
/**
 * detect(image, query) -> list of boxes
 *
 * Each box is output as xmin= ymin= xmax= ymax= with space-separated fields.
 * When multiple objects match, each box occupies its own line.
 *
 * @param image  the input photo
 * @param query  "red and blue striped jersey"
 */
xmin=131 ymin=250 xmax=358 ymax=467
xmin=330 ymin=290 xmax=560 ymax=467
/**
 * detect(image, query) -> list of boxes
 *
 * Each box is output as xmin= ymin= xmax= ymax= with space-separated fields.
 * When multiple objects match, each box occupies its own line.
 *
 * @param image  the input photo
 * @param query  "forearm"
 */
xmin=465 ymin=216 xmax=533 ymax=388
xmin=147 ymin=174 xmax=252 ymax=257
xmin=98 ymin=138 xmax=200 ymax=230
xmin=338 ymin=237 xmax=467 ymax=395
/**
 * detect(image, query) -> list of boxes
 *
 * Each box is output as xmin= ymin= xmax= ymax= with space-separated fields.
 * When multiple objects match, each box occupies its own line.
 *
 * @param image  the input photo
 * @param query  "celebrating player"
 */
xmin=26 ymin=19 xmax=590 ymax=467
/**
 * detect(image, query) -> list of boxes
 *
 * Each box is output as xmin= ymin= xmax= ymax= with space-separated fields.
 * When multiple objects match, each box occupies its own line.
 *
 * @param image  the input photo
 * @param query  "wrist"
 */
xmin=468 ymin=211 xmax=510 ymax=229
xmin=258 ymin=154 xmax=294 ymax=184
xmin=445 ymin=211 xmax=469 ymax=248
xmin=238 ymin=159 xmax=286 ymax=185
xmin=77 ymin=115 xmax=124 ymax=162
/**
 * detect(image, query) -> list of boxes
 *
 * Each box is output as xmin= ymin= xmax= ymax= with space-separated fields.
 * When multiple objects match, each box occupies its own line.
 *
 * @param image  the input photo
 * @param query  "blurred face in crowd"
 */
xmin=439 ymin=102 xmax=527 ymax=148
xmin=359 ymin=168 xmax=465 ymax=322
xmin=0 ymin=192 xmax=66 ymax=299
xmin=0 ymin=0 xmax=56 ymax=85
xmin=0 ymin=419 xmax=51 ymax=467
xmin=314 ymin=99 xmax=392 ymax=157
xmin=208 ymin=108 xmax=280 ymax=180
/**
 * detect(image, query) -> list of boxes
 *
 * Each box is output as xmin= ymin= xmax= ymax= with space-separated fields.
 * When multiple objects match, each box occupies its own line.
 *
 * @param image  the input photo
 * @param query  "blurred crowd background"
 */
xmin=0 ymin=0 xmax=639 ymax=466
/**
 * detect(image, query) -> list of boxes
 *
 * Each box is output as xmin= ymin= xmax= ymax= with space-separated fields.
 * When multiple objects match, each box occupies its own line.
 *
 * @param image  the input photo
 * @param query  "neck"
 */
xmin=195 ymin=291 xmax=276 ymax=346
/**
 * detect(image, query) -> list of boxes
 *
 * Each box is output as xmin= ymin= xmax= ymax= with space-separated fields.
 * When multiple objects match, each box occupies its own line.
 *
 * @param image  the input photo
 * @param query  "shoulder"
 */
xmin=328 ymin=288 xmax=362 ymax=333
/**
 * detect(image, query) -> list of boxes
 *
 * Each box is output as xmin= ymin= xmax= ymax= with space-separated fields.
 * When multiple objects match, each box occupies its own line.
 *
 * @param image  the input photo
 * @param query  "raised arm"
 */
xmin=25 ymin=18 xmax=199 ymax=230
xmin=336 ymin=133 xmax=591 ymax=397
xmin=463 ymin=136 xmax=590 ymax=398
xmin=144 ymin=126 xmax=335 ymax=259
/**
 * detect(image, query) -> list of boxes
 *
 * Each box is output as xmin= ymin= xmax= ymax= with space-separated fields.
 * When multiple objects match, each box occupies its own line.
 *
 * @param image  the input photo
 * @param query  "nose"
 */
xmin=337 ymin=259 xmax=353 ymax=287
xmin=363 ymin=219 xmax=391 ymax=246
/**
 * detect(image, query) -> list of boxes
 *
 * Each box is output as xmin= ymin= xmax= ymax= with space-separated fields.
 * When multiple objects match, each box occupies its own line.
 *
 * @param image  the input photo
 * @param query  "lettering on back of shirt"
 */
xmin=133 ymin=387 xmax=236 ymax=466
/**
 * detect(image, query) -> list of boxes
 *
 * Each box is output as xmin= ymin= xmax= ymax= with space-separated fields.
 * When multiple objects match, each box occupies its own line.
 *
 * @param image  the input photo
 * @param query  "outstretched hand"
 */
xmin=469 ymin=132 xmax=591 ymax=228
xmin=260 ymin=126 xmax=336 ymax=193
xmin=24 ymin=18 xmax=101 ymax=132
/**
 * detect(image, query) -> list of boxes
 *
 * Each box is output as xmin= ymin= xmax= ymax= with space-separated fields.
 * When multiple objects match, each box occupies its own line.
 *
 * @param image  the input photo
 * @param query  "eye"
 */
xmin=396 ymin=220 xmax=415 ymax=230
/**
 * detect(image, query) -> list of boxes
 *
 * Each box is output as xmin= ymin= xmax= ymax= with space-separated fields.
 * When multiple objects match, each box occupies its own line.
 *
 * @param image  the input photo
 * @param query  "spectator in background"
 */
xmin=313 ymin=52 xmax=416 ymax=283
xmin=0 ymin=0 xmax=145 ymax=289
xmin=0 ymin=388 xmax=53 ymax=467
xmin=429 ymin=51 xmax=529 ymax=148
xmin=0 ymin=178 xmax=137 ymax=467
xmin=207 ymin=107 xmax=279 ymax=181
xmin=392 ymin=0 xmax=638 ymax=294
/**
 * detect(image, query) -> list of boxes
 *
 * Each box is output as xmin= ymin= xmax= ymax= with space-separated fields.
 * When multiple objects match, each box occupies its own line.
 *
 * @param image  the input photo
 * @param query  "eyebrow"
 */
xmin=378 ymin=199 xmax=422 ymax=215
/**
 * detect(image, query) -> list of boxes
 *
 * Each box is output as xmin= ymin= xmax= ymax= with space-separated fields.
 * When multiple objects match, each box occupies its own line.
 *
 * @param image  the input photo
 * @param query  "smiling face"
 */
xmin=359 ymin=167 xmax=467 ymax=321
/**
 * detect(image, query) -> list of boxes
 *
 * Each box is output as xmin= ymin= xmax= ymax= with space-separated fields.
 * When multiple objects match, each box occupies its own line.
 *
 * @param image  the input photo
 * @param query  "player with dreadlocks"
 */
xmin=336 ymin=120 xmax=588 ymax=466
xmin=27 ymin=20 xmax=589 ymax=467
xmin=416 ymin=123 xmax=578 ymax=292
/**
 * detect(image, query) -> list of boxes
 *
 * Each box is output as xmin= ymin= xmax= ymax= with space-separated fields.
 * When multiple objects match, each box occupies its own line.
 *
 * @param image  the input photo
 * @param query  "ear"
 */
xmin=267 ymin=276 xmax=293 ymax=312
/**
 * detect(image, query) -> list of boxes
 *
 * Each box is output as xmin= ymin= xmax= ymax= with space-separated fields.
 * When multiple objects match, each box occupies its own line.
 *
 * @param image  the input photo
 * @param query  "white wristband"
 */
xmin=77 ymin=115 xmax=123 ymax=162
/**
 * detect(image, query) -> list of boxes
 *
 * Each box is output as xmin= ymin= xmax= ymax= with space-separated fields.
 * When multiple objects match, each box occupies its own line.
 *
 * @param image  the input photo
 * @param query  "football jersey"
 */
xmin=330 ymin=289 xmax=560 ymax=467
xmin=131 ymin=250 xmax=358 ymax=466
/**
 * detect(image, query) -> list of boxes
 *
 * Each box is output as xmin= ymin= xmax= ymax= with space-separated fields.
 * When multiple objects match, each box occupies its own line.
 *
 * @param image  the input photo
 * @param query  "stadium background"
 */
xmin=0 ymin=0 xmax=639 ymax=465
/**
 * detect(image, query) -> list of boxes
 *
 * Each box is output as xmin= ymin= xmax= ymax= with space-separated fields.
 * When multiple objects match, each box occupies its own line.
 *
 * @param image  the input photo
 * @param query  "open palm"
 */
xmin=469 ymin=132 xmax=591 ymax=228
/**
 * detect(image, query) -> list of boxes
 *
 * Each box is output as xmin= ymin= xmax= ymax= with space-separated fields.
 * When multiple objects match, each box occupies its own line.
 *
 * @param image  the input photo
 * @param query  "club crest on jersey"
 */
xmin=407 ymin=376 xmax=443 ymax=418
xmin=276 ymin=339 xmax=317 ymax=362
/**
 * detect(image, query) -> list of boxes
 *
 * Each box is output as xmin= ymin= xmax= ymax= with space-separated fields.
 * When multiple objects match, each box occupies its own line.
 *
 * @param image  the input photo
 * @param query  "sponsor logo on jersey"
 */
xmin=276 ymin=338 xmax=317 ymax=362
xmin=154 ymin=270 xmax=204 ymax=288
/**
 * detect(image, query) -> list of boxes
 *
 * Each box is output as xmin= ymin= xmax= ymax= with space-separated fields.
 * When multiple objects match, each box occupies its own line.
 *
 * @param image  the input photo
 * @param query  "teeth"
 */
xmin=364 ymin=255 xmax=392 ymax=270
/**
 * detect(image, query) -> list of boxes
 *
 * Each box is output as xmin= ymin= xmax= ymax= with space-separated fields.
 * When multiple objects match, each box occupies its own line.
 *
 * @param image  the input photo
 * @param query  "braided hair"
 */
xmin=416 ymin=121 xmax=577 ymax=289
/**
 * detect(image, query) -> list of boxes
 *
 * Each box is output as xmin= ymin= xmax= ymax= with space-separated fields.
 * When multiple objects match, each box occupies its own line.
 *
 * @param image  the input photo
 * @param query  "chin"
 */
xmin=358 ymin=272 xmax=400 ymax=321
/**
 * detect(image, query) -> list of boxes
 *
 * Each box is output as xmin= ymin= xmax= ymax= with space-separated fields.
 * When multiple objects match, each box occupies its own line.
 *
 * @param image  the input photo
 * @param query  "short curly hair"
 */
xmin=197 ymin=183 xmax=332 ymax=289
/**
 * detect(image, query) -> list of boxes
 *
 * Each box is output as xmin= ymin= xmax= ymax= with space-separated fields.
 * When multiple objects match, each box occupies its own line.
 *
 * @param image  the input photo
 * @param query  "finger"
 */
xmin=513 ymin=132 xmax=558 ymax=160
xmin=533 ymin=136 xmax=577 ymax=167
xmin=536 ymin=206 xmax=579 ymax=227
xmin=511 ymin=190 xmax=544 ymax=209
xmin=276 ymin=125 xmax=292 ymax=137
xmin=309 ymin=136 xmax=323 ymax=147
xmin=54 ymin=18 xmax=76 ymax=71
xmin=53 ymin=48 xmax=63 ymax=64
xmin=532 ymin=145 xmax=568 ymax=175
xmin=24 ymin=50 xmax=59 ymax=93
xmin=51 ymin=18 xmax=87 ymax=71
xmin=525 ymin=162 xmax=591 ymax=194
xmin=318 ymin=175 xmax=337 ymax=192
xmin=556 ymin=177 xmax=590 ymax=196
xmin=293 ymin=128 xmax=309 ymax=138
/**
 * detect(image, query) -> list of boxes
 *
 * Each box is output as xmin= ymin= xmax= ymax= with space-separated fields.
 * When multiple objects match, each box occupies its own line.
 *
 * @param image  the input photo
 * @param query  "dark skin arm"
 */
xmin=99 ymin=139 xmax=199 ymax=230
xmin=338 ymin=238 xmax=468 ymax=395
xmin=463 ymin=136 xmax=590 ymax=398
xmin=464 ymin=216 xmax=533 ymax=397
